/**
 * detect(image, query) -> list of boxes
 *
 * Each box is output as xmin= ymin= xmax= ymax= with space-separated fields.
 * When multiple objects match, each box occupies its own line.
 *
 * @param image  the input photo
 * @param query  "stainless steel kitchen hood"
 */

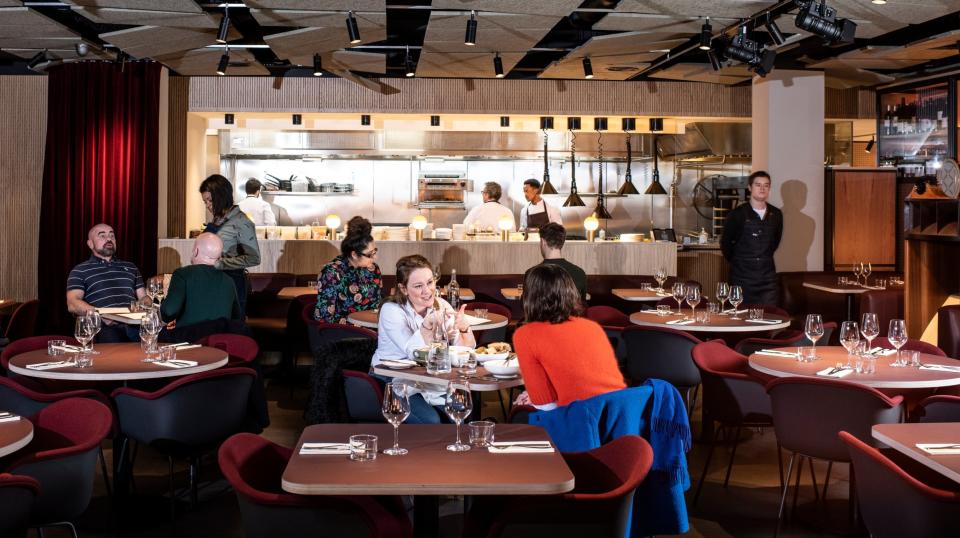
xmin=658 ymin=122 xmax=752 ymax=158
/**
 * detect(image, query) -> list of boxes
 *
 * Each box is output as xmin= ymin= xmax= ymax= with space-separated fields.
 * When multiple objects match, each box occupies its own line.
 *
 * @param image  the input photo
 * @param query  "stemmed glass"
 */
xmin=715 ymin=282 xmax=730 ymax=314
xmin=853 ymin=262 xmax=864 ymax=286
xmin=887 ymin=319 xmax=908 ymax=367
xmin=84 ymin=310 xmax=101 ymax=353
xmin=686 ymin=285 xmax=701 ymax=320
xmin=153 ymin=278 xmax=166 ymax=304
xmin=804 ymin=314 xmax=824 ymax=358
xmin=860 ymin=313 xmax=880 ymax=354
xmin=654 ymin=268 xmax=667 ymax=292
xmin=433 ymin=264 xmax=442 ymax=285
xmin=381 ymin=383 xmax=411 ymax=456
xmin=839 ymin=321 xmax=860 ymax=367
xmin=863 ymin=262 xmax=872 ymax=287
xmin=139 ymin=309 xmax=163 ymax=362
xmin=146 ymin=279 xmax=161 ymax=304
xmin=728 ymin=286 xmax=744 ymax=319
xmin=671 ymin=282 xmax=686 ymax=314
xmin=74 ymin=315 xmax=96 ymax=361
xmin=444 ymin=382 xmax=473 ymax=452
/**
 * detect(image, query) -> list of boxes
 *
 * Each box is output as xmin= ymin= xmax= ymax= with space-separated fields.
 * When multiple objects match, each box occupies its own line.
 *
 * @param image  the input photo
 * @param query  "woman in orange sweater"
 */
xmin=513 ymin=264 xmax=626 ymax=410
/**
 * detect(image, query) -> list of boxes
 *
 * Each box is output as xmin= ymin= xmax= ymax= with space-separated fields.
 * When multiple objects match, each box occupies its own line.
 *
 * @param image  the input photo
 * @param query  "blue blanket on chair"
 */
xmin=529 ymin=380 xmax=691 ymax=536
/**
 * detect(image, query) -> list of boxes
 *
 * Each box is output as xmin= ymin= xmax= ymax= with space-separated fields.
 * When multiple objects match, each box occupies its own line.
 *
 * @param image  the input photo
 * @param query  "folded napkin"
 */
xmin=865 ymin=347 xmax=897 ymax=356
xmin=756 ymin=350 xmax=800 ymax=358
xmin=97 ymin=307 xmax=130 ymax=314
xmin=916 ymin=443 xmax=960 ymax=455
xmin=168 ymin=344 xmax=201 ymax=351
xmin=463 ymin=314 xmax=491 ymax=326
xmin=380 ymin=359 xmax=417 ymax=369
xmin=155 ymin=360 xmax=198 ymax=369
xmin=816 ymin=366 xmax=853 ymax=378
xmin=26 ymin=361 xmax=73 ymax=370
xmin=0 ymin=413 xmax=21 ymax=423
xmin=665 ymin=319 xmax=694 ymax=326
xmin=488 ymin=441 xmax=555 ymax=453
xmin=722 ymin=309 xmax=748 ymax=314
xmin=300 ymin=442 xmax=352 ymax=455
xmin=919 ymin=364 xmax=960 ymax=373
xmin=52 ymin=345 xmax=82 ymax=353
xmin=744 ymin=319 xmax=782 ymax=324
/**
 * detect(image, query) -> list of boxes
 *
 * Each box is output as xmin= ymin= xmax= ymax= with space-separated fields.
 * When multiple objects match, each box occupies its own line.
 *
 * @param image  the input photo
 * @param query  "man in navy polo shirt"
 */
xmin=66 ymin=223 xmax=148 ymax=342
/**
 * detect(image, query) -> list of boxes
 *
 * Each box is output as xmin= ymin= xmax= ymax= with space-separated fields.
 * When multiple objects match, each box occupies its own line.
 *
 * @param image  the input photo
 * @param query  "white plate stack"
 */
xmin=435 ymin=228 xmax=452 ymax=240
xmin=385 ymin=227 xmax=409 ymax=241
xmin=451 ymin=224 xmax=466 ymax=240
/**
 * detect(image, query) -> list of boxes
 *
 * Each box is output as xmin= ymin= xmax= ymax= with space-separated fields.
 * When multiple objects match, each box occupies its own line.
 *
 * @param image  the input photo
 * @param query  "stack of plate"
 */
xmin=333 ymin=183 xmax=354 ymax=193
xmin=385 ymin=227 xmax=409 ymax=241
xmin=435 ymin=228 xmax=452 ymax=240
xmin=451 ymin=224 xmax=466 ymax=240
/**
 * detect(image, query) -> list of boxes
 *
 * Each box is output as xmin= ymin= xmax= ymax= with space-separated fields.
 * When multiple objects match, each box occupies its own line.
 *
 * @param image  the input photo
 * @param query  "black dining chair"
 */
xmin=0 ymin=473 xmax=41 ymax=538
xmin=621 ymin=325 xmax=702 ymax=412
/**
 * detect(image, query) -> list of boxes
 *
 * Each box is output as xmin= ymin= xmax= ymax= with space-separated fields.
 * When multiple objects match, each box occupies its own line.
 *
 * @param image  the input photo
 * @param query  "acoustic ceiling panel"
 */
xmin=155 ymin=48 xmax=269 ymax=76
xmin=99 ymin=25 xmax=241 ymax=60
xmin=265 ymin=25 xmax=388 ymax=64
xmin=538 ymin=56 xmax=650 ymax=81
xmin=2 ymin=42 xmax=112 ymax=60
xmin=819 ymin=66 xmax=895 ymax=90
xmin=0 ymin=7 xmax=80 ymax=38
xmin=593 ymin=15 xmax=709 ymax=34
xmin=423 ymin=11 xmax=558 ymax=53
xmin=246 ymin=0 xmax=385 ymax=10
xmin=430 ymin=0 xmax=583 ymax=18
xmin=61 ymin=0 xmax=201 ymax=12
xmin=650 ymin=62 xmax=753 ymax=85
xmin=70 ymin=7 xmax=218 ymax=28
xmin=565 ymin=33 xmax=688 ymax=60
xmin=249 ymin=9 xmax=387 ymax=34
xmin=0 ymin=0 xmax=21 ymax=6
xmin=415 ymin=51 xmax=526 ymax=78
xmin=610 ymin=0 xmax=776 ymax=19
xmin=0 ymin=37 xmax=80 ymax=48
xmin=328 ymin=50 xmax=386 ymax=73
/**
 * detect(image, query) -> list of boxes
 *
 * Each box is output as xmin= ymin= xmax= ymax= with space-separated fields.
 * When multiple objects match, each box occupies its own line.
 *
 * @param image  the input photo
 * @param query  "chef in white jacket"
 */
xmin=463 ymin=182 xmax=515 ymax=232
xmin=237 ymin=179 xmax=277 ymax=226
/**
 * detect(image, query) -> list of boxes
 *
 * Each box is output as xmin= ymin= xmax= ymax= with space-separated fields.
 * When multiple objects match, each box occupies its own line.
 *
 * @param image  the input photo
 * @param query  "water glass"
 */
xmin=307 ymin=280 xmax=318 ymax=290
xmin=158 ymin=346 xmax=176 ymax=363
xmin=349 ymin=434 xmax=378 ymax=461
xmin=656 ymin=305 xmax=672 ymax=317
xmin=47 ymin=339 xmax=66 ymax=356
xmin=853 ymin=352 xmax=865 ymax=374
xmin=640 ymin=282 xmax=653 ymax=291
xmin=129 ymin=300 xmax=141 ymax=313
xmin=907 ymin=350 xmax=921 ymax=367
xmin=426 ymin=342 xmax=451 ymax=374
xmin=860 ymin=313 xmax=880 ymax=352
xmin=863 ymin=355 xmax=877 ymax=375
xmin=801 ymin=347 xmax=817 ymax=363
xmin=76 ymin=351 xmax=93 ymax=368
xmin=473 ymin=308 xmax=488 ymax=320
xmin=468 ymin=420 xmax=496 ymax=448
xmin=695 ymin=311 xmax=711 ymax=324
xmin=748 ymin=308 xmax=764 ymax=320
xmin=460 ymin=352 xmax=478 ymax=376
xmin=838 ymin=276 xmax=848 ymax=285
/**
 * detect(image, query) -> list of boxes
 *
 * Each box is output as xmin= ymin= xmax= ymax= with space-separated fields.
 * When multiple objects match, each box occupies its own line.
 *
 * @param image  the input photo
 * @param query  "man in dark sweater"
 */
xmin=161 ymin=233 xmax=241 ymax=329
xmin=528 ymin=223 xmax=588 ymax=301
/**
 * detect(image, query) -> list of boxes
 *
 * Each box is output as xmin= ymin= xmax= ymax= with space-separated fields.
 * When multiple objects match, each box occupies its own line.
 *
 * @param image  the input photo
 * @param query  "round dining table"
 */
xmin=7 ymin=343 xmax=229 ymax=381
xmin=0 ymin=414 xmax=33 ymax=457
xmin=748 ymin=346 xmax=960 ymax=389
xmin=347 ymin=310 xmax=509 ymax=331
xmin=629 ymin=310 xmax=791 ymax=333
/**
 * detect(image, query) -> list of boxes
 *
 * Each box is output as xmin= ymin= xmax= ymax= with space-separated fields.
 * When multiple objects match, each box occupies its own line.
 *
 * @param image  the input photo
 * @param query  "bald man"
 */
xmin=160 ymin=233 xmax=241 ymax=329
xmin=67 ymin=223 xmax=148 ymax=342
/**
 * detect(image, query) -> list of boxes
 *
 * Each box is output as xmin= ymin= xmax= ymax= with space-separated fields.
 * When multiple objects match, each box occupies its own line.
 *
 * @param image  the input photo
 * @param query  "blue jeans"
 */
xmin=408 ymin=394 xmax=443 ymax=424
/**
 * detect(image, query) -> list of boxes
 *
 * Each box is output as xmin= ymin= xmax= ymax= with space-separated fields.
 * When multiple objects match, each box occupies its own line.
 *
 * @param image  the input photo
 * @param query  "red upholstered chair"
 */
xmin=912 ymin=395 xmax=960 ymax=423
xmin=766 ymin=378 xmax=904 ymax=537
xmin=342 ymin=370 xmax=385 ymax=423
xmin=937 ymin=305 xmax=960 ymax=359
xmin=218 ymin=433 xmax=413 ymax=538
xmin=873 ymin=336 xmax=946 ymax=357
xmin=464 ymin=302 xmax=512 ymax=346
xmin=859 ymin=290 xmax=904 ymax=336
xmin=202 ymin=333 xmax=260 ymax=366
xmin=301 ymin=303 xmax=377 ymax=356
xmin=734 ymin=322 xmax=837 ymax=357
xmin=690 ymin=340 xmax=777 ymax=505
xmin=2 ymin=300 xmax=40 ymax=343
xmin=0 ymin=335 xmax=79 ymax=372
xmin=0 ymin=473 xmax=41 ymax=538
xmin=3 ymin=398 xmax=112 ymax=538
xmin=839 ymin=431 xmax=960 ymax=538
xmin=465 ymin=435 xmax=654 ymax=538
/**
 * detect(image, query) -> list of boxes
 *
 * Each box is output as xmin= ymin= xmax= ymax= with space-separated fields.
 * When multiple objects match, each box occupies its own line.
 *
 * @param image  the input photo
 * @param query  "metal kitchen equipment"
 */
xmin=417 ymin=173 xmax=472 ymax=209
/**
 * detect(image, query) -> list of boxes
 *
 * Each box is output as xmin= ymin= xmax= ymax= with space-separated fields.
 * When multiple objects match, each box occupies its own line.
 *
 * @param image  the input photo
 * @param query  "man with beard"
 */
xmin=66 ymin=223 xmax=148 ymax=342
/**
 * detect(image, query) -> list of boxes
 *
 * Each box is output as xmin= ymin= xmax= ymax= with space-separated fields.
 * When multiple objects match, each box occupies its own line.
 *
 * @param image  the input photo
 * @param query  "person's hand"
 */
xmin=513 ymin=390 xmax=532 ymax=407
xmin=452 ymin=304 xmax=470 ymax=334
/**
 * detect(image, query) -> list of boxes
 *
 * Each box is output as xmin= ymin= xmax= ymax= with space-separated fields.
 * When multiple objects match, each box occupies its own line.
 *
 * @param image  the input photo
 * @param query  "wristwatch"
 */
xmin=458 ymin=327 xmax=470 ymax=333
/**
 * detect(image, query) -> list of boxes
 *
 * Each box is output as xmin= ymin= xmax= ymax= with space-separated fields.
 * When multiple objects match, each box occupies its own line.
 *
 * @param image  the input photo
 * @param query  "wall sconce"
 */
xmin=325 ymin=214 xmax=341 ymax=239
xmin=584 ymin=213 xmax=600 ymax=242
xmin=412 ymin=214 xmax=428 ymax=241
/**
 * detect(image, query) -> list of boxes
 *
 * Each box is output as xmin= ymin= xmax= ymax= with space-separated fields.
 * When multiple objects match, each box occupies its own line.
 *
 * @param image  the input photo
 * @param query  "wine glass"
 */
xmin=715 ymin=282 xmax=730 ymax=314
xmin=728 ymin=286 xmax=744 ymax=319
xmin=381 ymin=383 xmax=411 ymax=456
xmin=804 ymin=314 xmax=825 ymax=358
xmin=839 ymin=321 xmax=860 ymax=367
xmin=863 ymin=262 xmax=872 ymax=287
xmin=146 ymin=279 xmax=161 ymax=304
xmin=85 ymin=310 xmax=102 ymax=354
xmin=654 ymin=268 xmax=667 ymax=291
xmin=154 ymin=279 xmax=166 ymax=304
xmin=671 ymin=282 xmax=686 ymax=313
xmin=74 ymin=315 xmax=96 ymax=357
xmin=887 ymin=319 xmax=908 ymax=367
xmin=853 ymin=262 xmax=864 ymax=286
xmin=686 ymin=285 xmax=701 ymax=319
xmin=433 ymin=264 xmax=442 ymax=285
xmin=860 ymin=313 xmax=880 ymax=354
xmin=444 ymin=382 xmax=473 ymax=452
xmin=139 ymin=309 xmax=163 ymax=361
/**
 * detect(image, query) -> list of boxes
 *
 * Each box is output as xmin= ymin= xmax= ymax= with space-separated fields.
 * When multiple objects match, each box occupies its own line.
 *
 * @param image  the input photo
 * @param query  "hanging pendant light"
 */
xmin=540 ymin=129 xmax=558 ymax=195
xmin=644 ymin=135 xmax=668 ymax=195
xmin=594 ymin=130 xmax=613 ymax=219
xmin=563 ymin=130 xmax=585 ymax=207
xmin=617 ymin=133 xmax=640 ymax=195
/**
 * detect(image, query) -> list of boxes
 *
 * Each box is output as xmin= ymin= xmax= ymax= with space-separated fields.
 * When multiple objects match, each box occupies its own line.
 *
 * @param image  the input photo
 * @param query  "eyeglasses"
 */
xmin=360 ymin=248 xmax=378 ymax=258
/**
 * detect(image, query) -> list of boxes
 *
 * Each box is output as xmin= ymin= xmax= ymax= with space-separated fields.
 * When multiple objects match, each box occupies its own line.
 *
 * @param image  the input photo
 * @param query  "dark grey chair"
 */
xmin=0 ymin=474 xmax=40 ymax=538
xmin=622 ymin=325 xmax=702 ymax=410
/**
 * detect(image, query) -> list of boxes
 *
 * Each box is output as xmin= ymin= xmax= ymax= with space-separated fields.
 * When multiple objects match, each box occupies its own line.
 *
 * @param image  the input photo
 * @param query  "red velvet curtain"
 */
xmin=38 ymin=61 xmax=161 ymax=332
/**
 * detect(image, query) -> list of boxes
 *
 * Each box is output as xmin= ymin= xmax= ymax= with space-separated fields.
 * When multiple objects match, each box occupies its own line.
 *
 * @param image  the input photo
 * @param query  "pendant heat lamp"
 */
xmin=593 ymin=130 xmax=612 ymax=220
xmin=644 ymin=135 xmax=668 ymax=195
xmin=563 ymin=130 xmax=585 ymax=207
xmin=540 ymin=129 xmax=558 ymax=195
xmin=617 ymin=132 xmax=640 ymax=195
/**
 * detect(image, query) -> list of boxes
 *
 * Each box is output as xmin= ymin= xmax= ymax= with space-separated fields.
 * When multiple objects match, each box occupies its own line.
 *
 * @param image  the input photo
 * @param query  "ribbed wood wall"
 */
xmin=825 ymin=87 xmax=877 ymax=119
xmin=167 ymin=77 xmax=189 ymax=238
xmin=0 ymin=76 xmax=47 ymax=302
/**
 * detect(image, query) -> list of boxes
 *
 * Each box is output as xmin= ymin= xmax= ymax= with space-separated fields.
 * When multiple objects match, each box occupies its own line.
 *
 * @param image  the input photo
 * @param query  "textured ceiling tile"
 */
xmin=650 ymin=62 xmax=753 ymax=85
xmin=246 ymin=0 xmax=385 ymax=9
xmin=423 ymin=11 xmax=558 ymax=54
xmin=807 ymin=57 xmax=930 ymax=70
xmin=61 ymin=0 xmax=201 ymax=12
xmin=0 ymin=36 xmax=80 ymax=48
xmin=99 ymin=26 xmax=241 ymax=59
xmin=592 ymin=15 xmax=712 ymax=33
xmin=430 ymin=0 xmax=583 ymax=17
xmin=249 ymin=9 xmax=387 ymax=33
xmin=820 ymin=66 xmax=895 ymax=89
xmin=0 ymin=0 xmax=22 ymax=6
xmin=155 ymin=48 xmax=269 ymax=76
xmin=612 ymin=0 xmax=775 ymax=18
xmin=329 ymin=50 xmax=386 ymax=73
xmin=415 ymin=50 xmax=525 ymax=78
xmin=0 ymin=7 xmax=80 ymax=38
xmin=70 ymin=7 xmax=218 ymax=28
xmin=2 ymin=43 xmax=112 ymax=60
xmin=566 ymin=33 xmax=688 ymax=59
xmin=265 ymin=25 xmax=388 ymax=62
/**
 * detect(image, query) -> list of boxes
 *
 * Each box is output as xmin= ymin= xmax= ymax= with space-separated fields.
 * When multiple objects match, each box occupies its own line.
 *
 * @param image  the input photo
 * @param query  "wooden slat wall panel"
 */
xmin=0 ymin=76 xmax=47 ymax=302
xmin=831 ymin=169 xmax=896 ymax=267
xmin=189 ymin=77 xmax=754 ymax=117
xmin=826 ymin=87 xmax=877 ymax=119
xmin=166 ymin=76 xmax=189 ymax=238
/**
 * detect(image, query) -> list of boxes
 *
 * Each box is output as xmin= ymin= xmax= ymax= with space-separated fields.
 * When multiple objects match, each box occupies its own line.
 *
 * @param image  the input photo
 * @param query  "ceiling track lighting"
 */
xmin=216 ymin=7 xmax=230 ymax=44
xmin=224 ymin=113 xmax=235 ymax=125
xmin=707 ymin=49 xmax=723 ymax=71
xmin=430 ymin=115 xmax=440 ymax=127
xmin=698 ymin=18 xmax=712 ymax=51
xmin=567 ymin=116 xmax=581 ymax=131
xmin=347 ymin=11 xmax=361 ymax=45
xmin=594 ymin=130 xmax=612 ymax=220
xmin=724 ymin=26 xmax=776 ymax=77
xmin=594 ymin=117 xmax=608 ymax=131
xmin=312 ymin=53 xmax=323 ymax=76
xmin=645 ymin=135 xmax=668 ymax=196
xmin=649 ymin=118 xmax=664 ymax=132
xmin=765 ymin=13 xmax=786 ymax=46
xmin=493 ymin=52 xmax=504 ymax=78
xmin=541 ymin=129 xmax=558 ymax=195
xmin=617 ymin=133 xmax=640 ymax=196
xmin=216 ymin=49 xmax=229 ymax=76
xmin=563 ymin=130 xmax=585 ymax=207
xmin=27 ymin=50 xmax=47 ymax=70
xmin=795 ymin=1 xmax=857 ymax=45
xmin=464 ymin=11 xmax=477 ymax=46
xmin=582 ymin=57 xmax=593 ymax=79
xmin=292 ymin=114 xmax=302 ymax=125
xmin=404 ymin=45 xmax=415 ymax=77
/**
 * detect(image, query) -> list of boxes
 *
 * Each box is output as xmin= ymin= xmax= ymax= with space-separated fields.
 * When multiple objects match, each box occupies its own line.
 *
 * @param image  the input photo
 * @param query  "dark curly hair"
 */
xmin=199 ymin=174 xmax=235 ymax=219
xmin=340 ymin=216 xmax=374 ymax=259
xmin=522 ymin=264 xmax=583 ymax=324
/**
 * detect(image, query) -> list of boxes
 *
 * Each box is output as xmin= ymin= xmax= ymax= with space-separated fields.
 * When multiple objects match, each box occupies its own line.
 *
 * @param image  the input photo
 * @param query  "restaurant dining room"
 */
xmin=3 ymin=1 xmax=960 ymax=537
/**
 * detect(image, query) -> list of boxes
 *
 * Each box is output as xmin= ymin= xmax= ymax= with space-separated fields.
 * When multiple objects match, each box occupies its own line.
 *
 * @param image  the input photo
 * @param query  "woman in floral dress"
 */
xmin=314 ymin=216 xmax=382 ymax=323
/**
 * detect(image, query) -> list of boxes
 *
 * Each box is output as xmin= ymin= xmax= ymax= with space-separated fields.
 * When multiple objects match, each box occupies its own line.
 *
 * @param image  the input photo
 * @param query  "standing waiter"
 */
xmin=721 ymin=171 xmax=783 ymax=306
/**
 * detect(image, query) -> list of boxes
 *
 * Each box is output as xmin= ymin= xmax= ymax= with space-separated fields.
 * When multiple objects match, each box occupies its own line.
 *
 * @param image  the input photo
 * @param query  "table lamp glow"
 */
xmin=325 ymin=214 xmax=341 ymax=239
xmin=498 ymin=214 xmax=513 ymax=242
xmin=412 ymin=214 xmax=428 ymax=241
xmin=584 ymin=213 xmax=600 ymax=242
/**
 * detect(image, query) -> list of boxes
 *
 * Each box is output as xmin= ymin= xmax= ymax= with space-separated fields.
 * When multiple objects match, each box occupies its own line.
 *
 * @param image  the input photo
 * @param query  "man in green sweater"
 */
xmin=161 ymin=233 xmax=241 ymax=328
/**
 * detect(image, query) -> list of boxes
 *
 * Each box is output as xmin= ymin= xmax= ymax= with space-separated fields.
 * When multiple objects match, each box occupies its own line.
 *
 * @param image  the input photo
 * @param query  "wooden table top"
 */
xmin=629 ymin=310 xmax=790 ymax=333
xmin=802 ymin=281 xmax=872 ymax=295
xmin=501 ymin=288 xmax=589 ymax=301
xmin=872 ymin=423 xmax=960 ymax=485
xmin=749 ymin=346 xmax=960 ymax=389
xmin=282 ymin=424 xmax=575 ymax=496
xmin=612 ymin=288 xmax=672 ymax=302
xmin=0 ymin=414 xmax=33 ymax=458
xmin=372 ymin=364 xmax=524 ymax=392
xmin=348 ymin=310 xmax=508 ymax=331
xmin=8 ymin=343 xmax=228 ymax=381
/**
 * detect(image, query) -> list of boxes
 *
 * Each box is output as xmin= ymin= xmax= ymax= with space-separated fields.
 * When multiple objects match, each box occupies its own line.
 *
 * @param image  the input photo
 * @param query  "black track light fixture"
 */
xmin=27 ymin=50 xmax=47 ymax=70
xmin=699 ymin=18 xmax=712 ymax=51
xmin=865 ymin=136 xmax=875 ymax=153
xmin=567 ymin=117 xmax=581 ymax=131
xmin=493 ymin=53 xmax=504 ymax=78
xmin=360 ymin=114 xmax=371 ymax=126
xmin=347 ymin=11 xmax=361 ymax=44
xmin=216 ymin=50 xmax=229 ymax=76
xmin=464 ymin=11 xmax=477 ymax=46
xmin=404 ymin=45 xmax=415 ymax=77
xmin=765 ymin=14 xmax=786 ymax=46
xmin=312 ymin=53 xmax=323 ymax=76
xmin=224 ymin=113 xmax=235 ymax=125
xmin=563 ymin=129 xmax=585 ymax=207
xmin=645 ymin=136 xmax=668 ymax=196
xmin=216 ymin=7 xmax=230 ymax=44
xmin=707 ymin=49 xmax=723 ymax=71
xmin=649 ymin=118 xmax=664 ymax=132
xmin=582 ymin=57 xmax=593 ymax=79
xmin=725 ymin=26 xmax=776 ymax=77
xmin=594 ymin=117 xmax=608 ymax=131
xmin=795 ymin=1 xmax=856 ymax=45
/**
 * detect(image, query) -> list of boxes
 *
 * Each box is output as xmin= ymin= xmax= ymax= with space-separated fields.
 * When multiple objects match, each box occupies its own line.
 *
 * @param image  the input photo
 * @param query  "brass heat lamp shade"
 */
xmin=617 ymin=177 xmax=640 ymax=195
xmin=563 ymin=191 xmax=585 ymax=207
xmin=644 ymin=178 xmax=668 ymax=195
xmin=594 ymin=201 xmax=613 ymax=220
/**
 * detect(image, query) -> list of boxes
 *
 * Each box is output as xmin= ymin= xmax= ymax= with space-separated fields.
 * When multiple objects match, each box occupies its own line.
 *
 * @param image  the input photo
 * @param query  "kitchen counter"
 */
xmin=158 ymin=239 xmax=677 ymax=276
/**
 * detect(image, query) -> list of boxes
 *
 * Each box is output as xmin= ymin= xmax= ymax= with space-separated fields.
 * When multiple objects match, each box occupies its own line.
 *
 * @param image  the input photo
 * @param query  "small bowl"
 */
xmin=473 ymin=351 xmax=510 ymax=363
xmin=448 ymin=346 xmax=473 ymax=366
xmin=484 ymin=358 xmax=520 ymax=377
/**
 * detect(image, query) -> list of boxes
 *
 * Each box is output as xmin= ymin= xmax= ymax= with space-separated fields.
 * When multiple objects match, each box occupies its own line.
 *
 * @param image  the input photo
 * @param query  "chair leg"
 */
xmin=693 ymin=423 xmax=722 ymax=506
xmin=496 ymin=390 xmax=508 ymax=419
xmin=189 ymin=457 xmax=199 ymax=508
xmin=775 ymin=452 xmax=797 ymax=538
xmin=98 ymin=446 xmax=113 ymax=499
xmin=822 ymin=461 xmax=833 ymax=501
xmin=791 ymin=456 xmax=804 ymax=519
xmin=808 ymin=457 xmax=819 ymax=502
xmin=687 ymin=384 xmax=700 ymax=418
xmin=723 ymin=426 xmax=742 ymax=488
xmin=168 ymin=456 xmax=177 ymax=524
xmin=777 ymin=443 xmax=785 ymax=491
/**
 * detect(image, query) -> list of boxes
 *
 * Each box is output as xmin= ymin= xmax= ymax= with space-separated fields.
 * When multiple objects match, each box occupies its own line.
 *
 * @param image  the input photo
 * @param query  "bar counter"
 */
xmin=158 ymin=239 xmax=677 ymax=276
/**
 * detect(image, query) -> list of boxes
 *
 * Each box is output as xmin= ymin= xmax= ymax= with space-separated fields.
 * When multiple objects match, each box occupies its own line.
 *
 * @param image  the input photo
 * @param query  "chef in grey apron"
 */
xmin=519 ymin=178 xmax=560 ymax=231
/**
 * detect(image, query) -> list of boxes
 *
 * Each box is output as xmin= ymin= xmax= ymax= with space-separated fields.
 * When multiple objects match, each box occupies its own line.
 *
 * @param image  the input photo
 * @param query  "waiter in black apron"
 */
xmin=721 ymin=171 xmax=783 ymax=306
xmin=519 ymin=178 xmax=561 ymax=232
